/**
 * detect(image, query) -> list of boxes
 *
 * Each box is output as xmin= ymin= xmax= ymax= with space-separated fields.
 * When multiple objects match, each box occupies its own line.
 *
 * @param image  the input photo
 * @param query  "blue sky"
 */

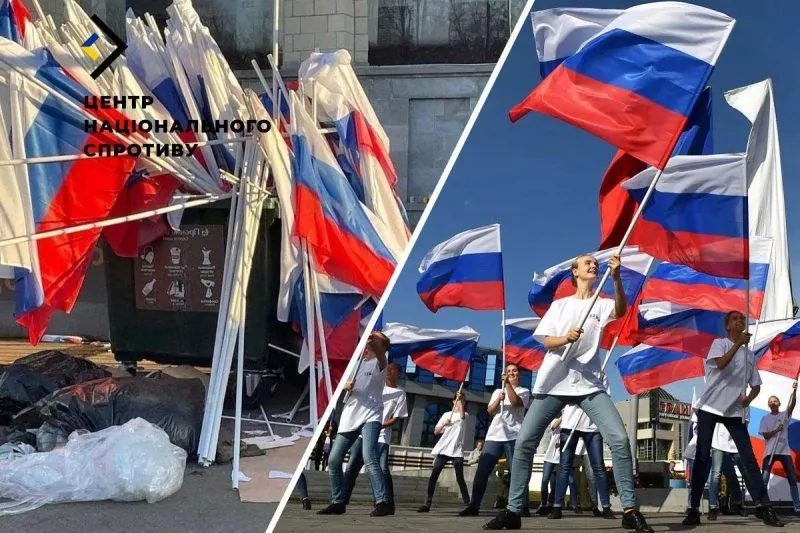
xmin=381 ymin=0 xmax=800 ymax=403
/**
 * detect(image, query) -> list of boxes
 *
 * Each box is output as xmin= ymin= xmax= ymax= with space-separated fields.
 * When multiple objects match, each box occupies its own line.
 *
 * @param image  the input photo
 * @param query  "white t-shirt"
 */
xmin=694 ymin=338 xmax=761 ymax=418
xmin=759 ymin=411 xmax=792 ymax=457
xmin=378 ymin=385 xmax=408 ymax=445
xmin=712 ymin=422 xmax=740 ymax=454
xmin=484 ymin=386 xmax=532 ymax=442
xmin=543 ymin=431 xmax=561 ymax=464
xmin=684 ymin=413 xmax=698 ymax=460
xmin=338 ymin=357 xmax=386 ymax=433
xmin=561 ymin=404 xmax=598 ymax=433
xmin=532 ymin=296 xmax=616 ymax=396
xmin=431 ymin=411 xmax=468 ymax=458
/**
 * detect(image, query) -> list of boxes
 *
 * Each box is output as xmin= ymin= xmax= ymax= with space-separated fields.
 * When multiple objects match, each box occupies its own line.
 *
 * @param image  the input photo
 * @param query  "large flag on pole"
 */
xmin=383 ymin=323 xmax=479 ymax=382
xmin=616 ymin=343 xmax=704 ymax=394
xmin=504 ymin=317 xmax=546 ymax=371
xmin=0 ymin=39 xmax=138 ymax=344
xmin=599 ymin=87 xmax=714 ymax=250
xmin=725 ymin=80 xmax=794 ymax=321
xmin=621 ymin=154 xmax=749 ymax=279
xmin=417 ymin=224 xmax=505 ymax=312
xmin=509 ymin=3 xmax=735 ymax=169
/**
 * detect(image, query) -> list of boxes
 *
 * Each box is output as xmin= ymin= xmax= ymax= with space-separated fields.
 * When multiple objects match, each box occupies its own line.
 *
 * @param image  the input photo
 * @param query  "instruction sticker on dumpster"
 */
xmin=134 ymin=225 xmax=225 ymax=312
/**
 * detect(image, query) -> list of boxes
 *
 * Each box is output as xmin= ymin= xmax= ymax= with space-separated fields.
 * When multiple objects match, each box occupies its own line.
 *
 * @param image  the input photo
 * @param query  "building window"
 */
xmin=421 ymin=400 xmax=452 ymax=448
xmin=126 ymin=0 xmax=273 ymax=70
xmin=368 ymin=1 xmax=526 ymax=65
xmin=485 ymin=354 xmax=497 ymax=387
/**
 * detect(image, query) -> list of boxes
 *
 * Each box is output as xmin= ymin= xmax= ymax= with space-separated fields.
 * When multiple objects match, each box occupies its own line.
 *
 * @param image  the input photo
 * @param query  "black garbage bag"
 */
xmin=0 ymin=425 xmax=36 ymax=447
xmin=16 ymin=373 xmax=205 ymax=454
xmin=0 ymin=351 xmax=109 ymax=423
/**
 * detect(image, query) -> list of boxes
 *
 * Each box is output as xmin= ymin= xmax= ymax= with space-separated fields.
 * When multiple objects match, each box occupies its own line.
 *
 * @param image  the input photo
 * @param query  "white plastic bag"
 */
xmin=0 ymin=418 xmax=187 ymax=515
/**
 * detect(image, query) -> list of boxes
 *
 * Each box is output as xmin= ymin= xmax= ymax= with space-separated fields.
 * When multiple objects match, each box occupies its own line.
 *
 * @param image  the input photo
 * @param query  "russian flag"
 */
xmin=599 ymin=87 xmax=713 ymax=250
xmin=622 ymin=153 xmax=749 ymax=279
xmin=504 ymin=317 xmax=545 ymax=372
xmin=383 ymin=323 xmax=480 ymax=382
xmin=417 ymin=224 xmax=505 ymax=312
xmin=631 ymin=301 xmax=726 ymax=359
xmin=291 ymin=92 xmax=399 ymax=299
xmin=300 ymin=51 xmax=410 ymax=254
xmin=0 ymin=41 xmax=138 ymax=344
xmin=756 ymin=320 xmax=800 ymax=381
xmin=510 ymin=3 xmax=734 ymax=169
xmin=616 ymin=343 xmax=705 ymax=394
xmin=0 ymin=0 xmax=31 ymax=44
xmin=528 ymin=246 xmax=652 ymax=318
xmin=643 ymin=236 xmax=772 ymax=318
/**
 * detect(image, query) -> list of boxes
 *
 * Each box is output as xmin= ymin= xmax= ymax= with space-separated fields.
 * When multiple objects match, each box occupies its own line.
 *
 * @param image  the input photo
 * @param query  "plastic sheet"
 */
xmin=16 ymin=374 xmax=206 ymax=454
xmin=0 ymin=418 xmax=187 ymax=515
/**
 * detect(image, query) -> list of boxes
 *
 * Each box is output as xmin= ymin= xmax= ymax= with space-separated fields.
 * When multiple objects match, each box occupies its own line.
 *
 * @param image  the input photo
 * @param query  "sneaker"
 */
xmin=520 ymin=508 xmax=531 ymax=518
xmin=682 ymin=508 xmax=701 ymax=526
xmin=793 ymin=508 xmax=800 ymax=516
xmin=592 ymin=507 xmax=603 ymax=517
xmin=535 ymin=505 xmax=550 ymax=516
xmin=483 ymin=509 xmax=522 ymax=530
xmin=417 ymin=504 xmax=431 ymax=513
xmin=573 ymin=505 xmax=583 ymax=514
xmin=622 ymin=509 xmax=655 ymax=533
xmin=389 ymin=502 xmax=395 ymax=515
xmin=756 ymin=506 xmax=765 ymax=519
xmin=730 ymin=502 xmax=743 ymax=516
xmin=602 ymin=506 xmax=616 ymax=519
xmin=459 ymin=505 xmax=480 ymax=517
xmin=708 ymin=508 xmax=719 ymax=521
xmin=548 ymin=507 xmax=563 ymax=520
xmin=370 ymin=502 xmax=391 ymax=517
xmin=759 ymin=506 xmax=785 ymax=527
xmin=302 ymin=498 xmax=312 ymax=511
xmin=317 ymin=502 xmax=346 ymax=515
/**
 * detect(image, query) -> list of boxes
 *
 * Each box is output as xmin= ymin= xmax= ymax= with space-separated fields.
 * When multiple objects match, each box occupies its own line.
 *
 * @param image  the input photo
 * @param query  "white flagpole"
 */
xmin=501 ymin=310 xmax=506 ymax=415
xmin=307 ymin=246 xmax=333 ymax=399
xmin=560 ymin=168 xmax=666 ymax=362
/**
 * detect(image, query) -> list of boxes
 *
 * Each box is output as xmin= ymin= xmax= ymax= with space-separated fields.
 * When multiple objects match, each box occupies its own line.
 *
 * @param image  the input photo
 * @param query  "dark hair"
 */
xmin=371 ymin=331 xmax=391 ymax=352
xmin=570 ymin=254 xmax=598 ymax=287
xmin=724 ymin=310 xmax=744 ymax=329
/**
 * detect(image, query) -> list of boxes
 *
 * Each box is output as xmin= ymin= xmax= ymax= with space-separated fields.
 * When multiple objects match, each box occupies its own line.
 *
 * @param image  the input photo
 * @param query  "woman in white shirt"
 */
xmin=484 ymin=254 xmax=652 ymax=533
xmin=459 ymin=363 xmax=532 ymax=516
xmin=683 ymin=311 xmax=782 ymax=527
xmin=759 ymin=383 xmax=800 ymax=512
xmin=318 ymin=332 xmax=390 ymax=517
xmin=418 ymin=392 xmax=471 ymax=512
xmin=537 ymin=415 xmax=578 ymax=516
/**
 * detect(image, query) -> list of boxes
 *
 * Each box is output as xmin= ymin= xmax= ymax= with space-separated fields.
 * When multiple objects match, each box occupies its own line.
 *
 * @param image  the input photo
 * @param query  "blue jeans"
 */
xmin=556 ymin=430 xmax=611 ymax=508
xmin=426 ymin=454 xmax=470 ymax=506
xmin=762 ymin=454 xmax=800 ymax=509
xmin=506 ymin=392 xmax=636 ymax=513
xmin=541 ymin=460 xmax=577 ymax=506
xmin=296 ymin=472 xmax=308 ymax=499
xmin=328 ymin=421 xmax=387 ymax=504
xmin=691 ymin=409 xmax=769 ymax=508
xmin=343 ymin=438 xmax=395 ymax=503
xmin=468 ymin=440 xmax=528 ymax=509
xmin=709 ymin=450 xmax=742 ymax=509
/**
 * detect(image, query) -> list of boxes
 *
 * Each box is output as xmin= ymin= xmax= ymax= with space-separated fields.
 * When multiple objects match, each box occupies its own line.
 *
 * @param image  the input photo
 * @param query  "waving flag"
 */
xmin=726 ymin=80 xmax=794 ymax=322
xmin=510 ymin=3 xmax=734 ymax=169
xmin=622 ymin=154 xmax=749 ymax=279
xmin=0 ymin=40 xmax=138 ymax=344
xmin=599 ymin=87 xmax=714 ymax=249
xmin=417 ymin=224 xmax=505 ymax=312
xmin=291 ymin=93 xmax=399 ymax=298
xmin=630 ymin=302 xmax=726 ymax=358
xmin=643 ymin=236 xmax=772 ymax=318
xmin=0 ymin=0 xmax=30 ymax=44
xmin=528 ymin=247 xmax=651 ymax=317
xmin=616 ymin=343 xmax=704 ymax=394
xmin=299 ymin=51 xmax=410 ymax=255
xmin=756 ymin=320 xmax=800 ymax=380
xmin=504 ymin=317 xmax=545 ymax=371
xmin=383 ymin=323 xmax=479 ymax=382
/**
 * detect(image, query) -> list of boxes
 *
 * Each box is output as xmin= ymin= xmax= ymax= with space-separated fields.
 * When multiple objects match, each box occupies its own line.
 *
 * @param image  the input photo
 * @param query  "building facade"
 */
xmin=1 ymin=0 xmax=527 ymax=338
xmin=615 ymin=388 xmax=692 ymax=462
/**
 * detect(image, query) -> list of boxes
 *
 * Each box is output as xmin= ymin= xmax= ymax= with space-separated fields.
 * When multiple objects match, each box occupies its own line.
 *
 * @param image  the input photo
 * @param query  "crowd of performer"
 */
xmin=298 ymin=254 xmax=794 ymax=530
